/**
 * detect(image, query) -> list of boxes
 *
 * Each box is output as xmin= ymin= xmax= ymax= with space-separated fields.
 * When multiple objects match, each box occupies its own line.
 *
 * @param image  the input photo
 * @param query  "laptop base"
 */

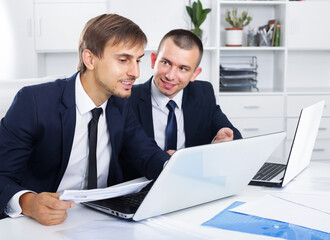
xmin=249 ymin=180 xmax=282 ymax=187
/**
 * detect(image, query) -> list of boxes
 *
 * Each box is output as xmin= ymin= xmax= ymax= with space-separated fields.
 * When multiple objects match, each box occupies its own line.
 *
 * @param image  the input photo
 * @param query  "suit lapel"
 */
xmin=54 ymin=74 xmax=77 ymax=190
xmin=182 ymin=84 xmax=197 ymax=147
xmin=136 ymin=78 xmax=154 ymax=138
xmin=106 ymin=98 xmax=124 ymax=185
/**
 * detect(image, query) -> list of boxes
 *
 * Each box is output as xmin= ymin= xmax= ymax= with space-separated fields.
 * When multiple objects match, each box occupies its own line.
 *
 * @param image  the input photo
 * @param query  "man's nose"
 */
xmin=165 ymin=67 xmax=176 ymax=81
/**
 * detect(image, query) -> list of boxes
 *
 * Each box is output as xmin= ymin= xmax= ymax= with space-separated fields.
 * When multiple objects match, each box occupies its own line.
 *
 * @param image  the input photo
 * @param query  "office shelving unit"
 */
xmin=30 ymin=0 xmax=330 ymax=160
xmin=213 ymin=0 xmax=330 ymax=160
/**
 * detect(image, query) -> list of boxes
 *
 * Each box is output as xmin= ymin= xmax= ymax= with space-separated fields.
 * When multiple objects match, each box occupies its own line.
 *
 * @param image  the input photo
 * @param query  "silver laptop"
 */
xmin=82 ymin=132 xmax=285 ymax=221
xmin=249 ymin=101 xmax=325 ymax=187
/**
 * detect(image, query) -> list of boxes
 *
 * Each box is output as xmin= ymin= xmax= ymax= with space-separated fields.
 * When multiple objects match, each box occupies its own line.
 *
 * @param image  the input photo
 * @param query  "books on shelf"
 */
xmin=274 ymin=24 xmax=281 ymax=46
xmin=257 ymin=19 xmax=280 ymax=47
xmin=268 ymin=19 xmax=277 ymax=46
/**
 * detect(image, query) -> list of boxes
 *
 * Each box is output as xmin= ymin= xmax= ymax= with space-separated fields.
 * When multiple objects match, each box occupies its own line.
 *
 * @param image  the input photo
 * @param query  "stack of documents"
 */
xmin=60 ymin=179 xmax=152 ymax=203
xmin=220 ymin=56 xmax=258 ymax=92
xmin=203 ymin=194 xmax=330 ymax=239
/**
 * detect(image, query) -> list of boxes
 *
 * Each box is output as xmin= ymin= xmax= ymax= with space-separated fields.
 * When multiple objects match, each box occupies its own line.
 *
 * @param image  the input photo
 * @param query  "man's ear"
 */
xmin=190 ymin=67 xmax=202 ymax=82
xmin=82 ymin=49 xmax=95 ymax=70
xmin=150 ymin=52 xmax=158 ymax=69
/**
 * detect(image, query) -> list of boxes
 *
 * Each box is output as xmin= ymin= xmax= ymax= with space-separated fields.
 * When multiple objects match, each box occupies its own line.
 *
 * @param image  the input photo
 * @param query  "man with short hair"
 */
xmin=123 ymin=29 xmax=241 ymax=179
xmin=0 ymin=14 xmax=169 ymax=225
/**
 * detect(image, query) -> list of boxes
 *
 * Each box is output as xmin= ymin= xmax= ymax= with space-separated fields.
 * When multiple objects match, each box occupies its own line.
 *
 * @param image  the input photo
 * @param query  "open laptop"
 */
xmin=249 ymin=101 xmax=325 ymax=187
xmin=82 ymin=131 xmax=285 ymax=221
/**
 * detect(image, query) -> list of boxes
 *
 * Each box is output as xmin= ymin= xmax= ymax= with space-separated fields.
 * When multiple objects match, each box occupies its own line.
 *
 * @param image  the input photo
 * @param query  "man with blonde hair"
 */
xmin=0 ymin=14 xmax=169 ymax=225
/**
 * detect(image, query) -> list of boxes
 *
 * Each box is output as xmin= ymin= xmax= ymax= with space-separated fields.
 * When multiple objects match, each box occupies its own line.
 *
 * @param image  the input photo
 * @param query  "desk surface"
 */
xmin=2 ymin=160 xmax=330 ymax=240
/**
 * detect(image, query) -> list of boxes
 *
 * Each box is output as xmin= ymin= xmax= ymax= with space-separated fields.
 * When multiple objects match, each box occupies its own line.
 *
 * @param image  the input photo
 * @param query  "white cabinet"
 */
xmin=34 ymin=0 xmax=106 ymax=52
xmin=219 ymin=95 xmax=284 ymax=118
xmin=216 ymin=0 xmax=330 ymax=160
xmin=30 ymin=0 xmax=330 ymax=160
xmin=286 ymin=95 xmax=330 ymax=160
xmin=219 ymin=95 xmax=284 ymax=138
xmin=287 ymin=2 xmax=330 ymax=49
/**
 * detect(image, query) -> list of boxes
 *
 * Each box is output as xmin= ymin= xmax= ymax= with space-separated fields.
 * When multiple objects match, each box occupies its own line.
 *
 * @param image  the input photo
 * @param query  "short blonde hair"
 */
xmin=77 ymin=14 xmax=147 ymax=74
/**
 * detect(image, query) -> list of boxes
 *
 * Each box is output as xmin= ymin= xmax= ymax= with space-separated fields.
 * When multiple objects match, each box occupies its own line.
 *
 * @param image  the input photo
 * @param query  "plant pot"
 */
xmin=191 ymin=29 xmax=208 ymax=44
xmin=225 ymin=28 xmax=243 ymax=47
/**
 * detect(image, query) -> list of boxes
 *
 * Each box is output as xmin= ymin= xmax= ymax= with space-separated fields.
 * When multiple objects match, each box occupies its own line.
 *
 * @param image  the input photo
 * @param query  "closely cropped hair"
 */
xmin=78 ymin=14 xmax=147 ymax=74
xmin=157 ymin=29 xmax=203 ymax=67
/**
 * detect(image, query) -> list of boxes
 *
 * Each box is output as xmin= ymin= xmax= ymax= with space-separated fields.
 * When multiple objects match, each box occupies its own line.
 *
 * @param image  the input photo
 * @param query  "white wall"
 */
xmin=0 ymin=0 xmax=37 ymax=80
xmin=0 ymin=0 xmax=211 ymax=80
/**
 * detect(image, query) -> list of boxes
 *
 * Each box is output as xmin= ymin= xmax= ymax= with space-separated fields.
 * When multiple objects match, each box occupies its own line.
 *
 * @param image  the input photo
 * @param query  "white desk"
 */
xmin=2 ymin=160 xmax=330 ymax=240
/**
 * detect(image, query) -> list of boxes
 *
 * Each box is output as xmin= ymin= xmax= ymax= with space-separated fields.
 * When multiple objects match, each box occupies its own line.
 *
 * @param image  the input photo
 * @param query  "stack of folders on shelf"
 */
xmin=220 ymin=56 xmax=258 ymax=92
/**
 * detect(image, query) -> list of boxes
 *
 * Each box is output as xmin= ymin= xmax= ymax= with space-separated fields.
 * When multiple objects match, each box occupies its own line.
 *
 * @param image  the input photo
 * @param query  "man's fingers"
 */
xmin=214 ymin=128 xmax=234 ymax=143
xmin=166 ymin=150 xmax=176 ymax=156
xmin=42 ymin=194 xmax=75 ymax=210
xmin=38 ymin=211 xmax=68 ymax=226
xmin=20 ymin=192 xmax=73 ymax=226
xmin=220 ymin=127 xmax=233 ymax=136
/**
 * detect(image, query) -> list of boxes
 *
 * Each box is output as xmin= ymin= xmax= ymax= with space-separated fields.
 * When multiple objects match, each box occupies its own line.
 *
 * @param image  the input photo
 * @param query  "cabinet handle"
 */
xmin=291 ymin=16 xmax=295 ymax=35
xmin=28 ymin=18 xmax=32 ymax=37
xmin=313 ymin=148 xmax=325 ymax=152
xmin=243 ymin=106 xmax=260 ymax=109
xmin=37 ymin=17 xmax=42 ymax=36
xmin=318 ymin=127 xmax=327 ymax=131
xmin=243 ymin=128 xmax=259 ymax=131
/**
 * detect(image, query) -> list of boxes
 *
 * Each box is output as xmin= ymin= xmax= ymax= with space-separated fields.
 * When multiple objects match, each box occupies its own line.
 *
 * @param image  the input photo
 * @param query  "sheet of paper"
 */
xmin=57 ymin=219 xmax=205 ymax=240
xmin=230 ymin=194 xmax=330 ymax=234
xmin=271 ymin=192 xmax=330 ymax=215
xmin=60 ymin=179 xmax=152 ymax=203
xmin=281 ymin=176 xmax=330 ymax=193
xmin=202 ymin=201 xmax=330 ymax=240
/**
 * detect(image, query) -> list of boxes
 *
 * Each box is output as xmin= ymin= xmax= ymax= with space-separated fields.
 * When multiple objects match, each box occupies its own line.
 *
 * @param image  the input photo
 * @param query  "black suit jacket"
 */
xmin=131 ymin=78 xmax=242 ymax=145
xmin=0 ymin=73 xmax=169 ymax=219
xmin=121 ymin=78 xmax=242 ymax=180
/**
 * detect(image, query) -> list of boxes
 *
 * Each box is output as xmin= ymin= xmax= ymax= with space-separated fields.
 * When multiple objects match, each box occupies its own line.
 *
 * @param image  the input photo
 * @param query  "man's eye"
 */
xmin=180 ymin=67 xmax=187 ymax=72
xmin=162 ymin=61 xmax=168 ymax=65
xmin=119 ymin=59 xmax=127 ymax=62
xmin=137 ymin=59 xmax=141 ymax=63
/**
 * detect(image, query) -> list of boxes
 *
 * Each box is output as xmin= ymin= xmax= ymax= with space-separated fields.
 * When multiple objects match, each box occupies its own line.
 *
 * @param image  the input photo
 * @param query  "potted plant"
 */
xmin=225 ymin=8 xmax=252 ymax=47
xmin=186 ymin=0 xmax=211 ymax=39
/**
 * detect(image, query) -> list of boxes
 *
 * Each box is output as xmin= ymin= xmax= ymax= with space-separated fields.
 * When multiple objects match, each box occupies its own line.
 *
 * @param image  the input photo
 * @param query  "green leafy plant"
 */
xmin=186 ymin=0 xmax=211 ymax=37
xmin=225 ymin=8 xmax=252 ymax=28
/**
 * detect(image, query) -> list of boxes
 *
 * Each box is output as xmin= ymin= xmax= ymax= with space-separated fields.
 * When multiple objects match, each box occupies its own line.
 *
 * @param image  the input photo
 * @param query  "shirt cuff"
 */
xmin=211 ymin=135 xmax=216 ymax=143
xmin=5 ymin=190 xmax=34 ymax=218
xmin=163 ymin=160 xmax=169 ymax=168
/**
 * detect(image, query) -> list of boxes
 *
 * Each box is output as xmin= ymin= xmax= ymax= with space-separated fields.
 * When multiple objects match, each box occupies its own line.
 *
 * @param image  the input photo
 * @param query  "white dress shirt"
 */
xmin=151 ymin=79 xmax=185 ymax=150
xmin=6 ymin=73 xmax=111 ymax=217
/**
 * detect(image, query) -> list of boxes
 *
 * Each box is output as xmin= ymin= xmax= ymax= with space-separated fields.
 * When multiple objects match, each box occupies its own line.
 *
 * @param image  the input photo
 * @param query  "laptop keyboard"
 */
xmin=252 ymin=162 xmax=286 ymax=181
xmin=108 ymin=191 xmax=147 ymax=208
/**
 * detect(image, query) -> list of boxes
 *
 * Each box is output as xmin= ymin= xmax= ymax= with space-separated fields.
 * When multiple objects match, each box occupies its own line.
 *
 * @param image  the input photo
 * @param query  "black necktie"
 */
xmin=165 ymin=100 xmax=177 ymax=151
xmin=87 ymin=107 xmax=103 ymax=189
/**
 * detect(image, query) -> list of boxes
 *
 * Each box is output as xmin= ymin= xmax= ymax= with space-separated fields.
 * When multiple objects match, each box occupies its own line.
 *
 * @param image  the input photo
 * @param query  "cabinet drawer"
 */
xmin=287 ymin=95 xmax=330 ymax=117
xmin=218 ymin=96 xmax=284 ymax=118
xmin=312 ymin=140 xmax=330 ymax=160
xmin=286 ymin=139 xmax=330 ymax=160
xmin=287 ymin=117 xmax=330 ymax=140
xmin=34 ymin=1 xmax=106 ymax=51
xmin=230 ymin=118 xmax=284 ymax=138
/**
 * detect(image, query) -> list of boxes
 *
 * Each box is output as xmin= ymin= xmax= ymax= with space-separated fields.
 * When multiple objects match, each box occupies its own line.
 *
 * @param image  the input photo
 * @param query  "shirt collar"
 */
xmin=75 ymin=73 xmax=107 ymax=115
xmin=151 ymin=77 xmax=183 ymax=110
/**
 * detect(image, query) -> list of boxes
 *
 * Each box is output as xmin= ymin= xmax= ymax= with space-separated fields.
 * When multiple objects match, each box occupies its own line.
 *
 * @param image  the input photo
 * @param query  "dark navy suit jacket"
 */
xmin=0 ymin=73 xmax=169 ymax=219
xmin=121 ymin=78 xmax=242 ymax=180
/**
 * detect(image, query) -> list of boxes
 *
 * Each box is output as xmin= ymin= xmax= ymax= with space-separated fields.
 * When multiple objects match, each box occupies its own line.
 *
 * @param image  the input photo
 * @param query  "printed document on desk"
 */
xmin=271 ymin=192 xmax=330 ymax=215
xmin=202 ymin=201 xmax=330 ymax=240
xmin=230 ymin=194 xmax=330 ymax=233
xmin=60 ymin=178 xmax=152 ymax=203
